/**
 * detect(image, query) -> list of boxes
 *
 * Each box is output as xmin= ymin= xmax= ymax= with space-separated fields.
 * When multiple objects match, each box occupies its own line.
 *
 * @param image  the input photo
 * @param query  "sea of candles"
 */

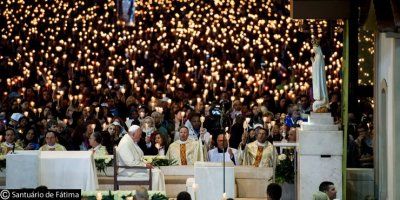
xmin=0 ymin=0 xmax=371 ymax=118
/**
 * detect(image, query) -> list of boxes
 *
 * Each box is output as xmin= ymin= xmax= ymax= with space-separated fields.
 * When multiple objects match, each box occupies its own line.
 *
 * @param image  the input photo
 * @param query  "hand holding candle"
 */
xmin=200 ymin=116 xmax=205 ymax=128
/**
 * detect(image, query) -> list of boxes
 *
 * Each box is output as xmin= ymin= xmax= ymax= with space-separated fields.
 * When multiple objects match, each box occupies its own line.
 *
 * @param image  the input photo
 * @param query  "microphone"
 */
xmin=12 ymin=142 xmax=15 ymax=154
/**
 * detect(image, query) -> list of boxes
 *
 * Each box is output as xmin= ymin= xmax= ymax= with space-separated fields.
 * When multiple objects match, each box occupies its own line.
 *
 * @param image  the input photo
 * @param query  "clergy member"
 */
xmin=117 ymin=125 xmax=166 ymax=191
xmin=89 ymin=132 xmax=108 ymax=156
xmin=1 ymin=129 xmax=23 ymax=154
xmin=117 ymin=125 xmax=152 ymax=176
xmin=241 ymin=128 xmax=275 ymax=167
xmin=208 ymin=134 xmax=238 ymax=165
xmin=166 ymin=126 xmax=203 ymax=165
xmin=39 ymin=131 xmax=66 ymax=151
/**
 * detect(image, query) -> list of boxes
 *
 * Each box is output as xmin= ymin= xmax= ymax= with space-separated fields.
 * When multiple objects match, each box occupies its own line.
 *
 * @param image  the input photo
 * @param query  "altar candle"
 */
xmin=192 ymin=183 xmax=198 ymax=200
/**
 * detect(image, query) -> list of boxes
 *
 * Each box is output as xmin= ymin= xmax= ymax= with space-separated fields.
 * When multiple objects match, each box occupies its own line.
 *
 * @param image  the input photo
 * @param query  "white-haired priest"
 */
xmin=116 ymin=125 xmax=165 ymax=191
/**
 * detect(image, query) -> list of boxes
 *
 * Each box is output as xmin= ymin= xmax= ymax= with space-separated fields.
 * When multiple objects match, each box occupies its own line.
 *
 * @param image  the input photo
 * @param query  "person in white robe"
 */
xmin=208 ymin=134 xmax=238 ymax=165
xmin=116 ymin=125 xmax=165 ymax=191
xmin=166 ymin=126 xmax=204 ymax=165
xmin=240 ymin=128 xmax=276 ymax=167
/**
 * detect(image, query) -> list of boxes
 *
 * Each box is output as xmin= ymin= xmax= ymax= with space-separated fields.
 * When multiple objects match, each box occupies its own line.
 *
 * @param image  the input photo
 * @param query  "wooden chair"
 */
xmin=113 ymin=146 xmax=152 ymax=190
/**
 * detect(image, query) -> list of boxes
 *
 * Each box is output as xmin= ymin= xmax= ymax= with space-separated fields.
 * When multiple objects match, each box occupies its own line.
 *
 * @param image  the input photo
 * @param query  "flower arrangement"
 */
xmin=94 ymin=155 xmax=113 ymax=174
xmin=121 ymin=192 xmax=168 ymax=200
xmin=143 ymin=156 xmax=177 ymax=167
xmin=82 ymin=191 xmax=167 ymax=200
xmin=275 ymin=150 xmax=295 ymax=184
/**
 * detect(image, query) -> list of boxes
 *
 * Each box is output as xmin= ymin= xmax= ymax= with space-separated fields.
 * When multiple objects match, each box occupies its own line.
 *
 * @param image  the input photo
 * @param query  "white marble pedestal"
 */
xmin=189 ymin=162 xmax=235 ymax=200
xmin=6 ymin=151 xmax=41 ymax=189
xmin=297 ymin=113 xmax=343 ymax=199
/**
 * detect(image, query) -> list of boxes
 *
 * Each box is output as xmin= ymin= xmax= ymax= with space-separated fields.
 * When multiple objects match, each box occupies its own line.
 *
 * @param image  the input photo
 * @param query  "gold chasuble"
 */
xmin=39 ymin=143 xmax=66 ymax=151
xmin=0 ymin=142 xmax=23 ymax=155
xmin=241 ymin=141 xmax=276 ymax=167
xmin=166 ymin=139 xmax=204 ymax=165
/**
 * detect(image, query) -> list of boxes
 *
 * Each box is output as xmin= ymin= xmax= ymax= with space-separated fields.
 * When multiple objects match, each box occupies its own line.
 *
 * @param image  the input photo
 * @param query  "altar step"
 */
xmin=98 ymin=176 xmax=267 ymax=199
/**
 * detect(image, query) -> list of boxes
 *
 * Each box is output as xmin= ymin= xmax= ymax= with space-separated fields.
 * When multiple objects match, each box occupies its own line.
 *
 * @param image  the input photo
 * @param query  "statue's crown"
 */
xmin=311 ymin=38 xmax=320 ymax=47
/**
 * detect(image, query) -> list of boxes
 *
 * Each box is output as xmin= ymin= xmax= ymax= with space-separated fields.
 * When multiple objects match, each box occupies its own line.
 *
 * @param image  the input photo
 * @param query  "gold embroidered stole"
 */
xmin=254 ymin=146 xmax=264 ymax=167
xmin=180 ymin=143 xmax=188 ymax=165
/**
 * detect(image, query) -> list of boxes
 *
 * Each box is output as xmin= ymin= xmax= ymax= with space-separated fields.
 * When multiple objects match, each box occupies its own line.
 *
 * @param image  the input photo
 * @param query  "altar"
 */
xmin=6 ymin=151 xmax=98 ymax=190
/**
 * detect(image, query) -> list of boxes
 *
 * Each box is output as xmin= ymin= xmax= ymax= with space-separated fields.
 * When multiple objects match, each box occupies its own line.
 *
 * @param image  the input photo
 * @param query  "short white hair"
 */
xmin=128 ymin=125 xmax=140 ymax=136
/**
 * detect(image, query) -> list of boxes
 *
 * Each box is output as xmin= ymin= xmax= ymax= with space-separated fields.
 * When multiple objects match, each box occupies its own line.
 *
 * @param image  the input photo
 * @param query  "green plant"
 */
xmin=121 ymin=192 xmax=133 ymax=200
xmin=275 ymin=152 xmax=295 ymax=184
xmin=151 ymin=192 xmax=168 ymax=200
xmin=95 ymin=158 xmax=113 ymax=174
xmin=0 ymin=157 xmax=5 ymax=172
xmin=150 ymin=157 xmax=177 ymax=167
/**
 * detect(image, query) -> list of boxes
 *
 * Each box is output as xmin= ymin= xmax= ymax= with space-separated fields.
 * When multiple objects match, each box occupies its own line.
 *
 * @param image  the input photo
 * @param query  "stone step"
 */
xmin=301 ymin=123 xmax=339 ymax=131
xmin=309 ymin=112 xmax=332 ymax=118
xmin=308 ymin=115 xmax=334 ymax=124
xmin=298 ymin=130 xmax=343 ymax=155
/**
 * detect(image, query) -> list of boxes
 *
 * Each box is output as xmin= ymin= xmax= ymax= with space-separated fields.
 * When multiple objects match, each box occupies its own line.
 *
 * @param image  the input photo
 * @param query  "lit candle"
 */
xmin=180 ymin=111 xmax=186 ymax=124
xmin=38 ymin=108 xmax=42 ymax=117
xmin=200 ymin=116 xmax=205 ymax=128
xmin=96 ymin=192 xmax=102 ymax=200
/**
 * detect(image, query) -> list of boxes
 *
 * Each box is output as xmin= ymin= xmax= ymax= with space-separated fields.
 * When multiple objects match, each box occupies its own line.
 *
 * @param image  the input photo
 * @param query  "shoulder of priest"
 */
xmin=39 ymin=143 xmax=66 ymax=151
xmin=0 ymin=142 xmax=23 ymax=154
xmin=91 ymin=145 xmax=108 ymax=156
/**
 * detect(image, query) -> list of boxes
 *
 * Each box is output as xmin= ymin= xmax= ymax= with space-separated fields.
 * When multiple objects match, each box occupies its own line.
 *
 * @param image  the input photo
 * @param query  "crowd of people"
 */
xmin=0 ymin=0 xmax=373 ymax=168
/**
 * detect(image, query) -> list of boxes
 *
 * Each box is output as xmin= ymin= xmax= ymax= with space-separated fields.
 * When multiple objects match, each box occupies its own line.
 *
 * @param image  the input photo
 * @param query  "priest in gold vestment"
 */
xmin=240 ymin=128 xmax=276 ymax=167
xmin=1 ymin=129 xmax=23 ymax=154
xmin=39 ymin=131 xmax=66 ymax=151
xmin=166 ymin=126 xmax=204 ymax=165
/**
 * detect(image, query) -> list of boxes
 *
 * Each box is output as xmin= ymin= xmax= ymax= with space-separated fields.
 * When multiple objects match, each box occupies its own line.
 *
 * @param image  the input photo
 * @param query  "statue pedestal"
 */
xmin=297 ymin=112 xmax=343 ymax=199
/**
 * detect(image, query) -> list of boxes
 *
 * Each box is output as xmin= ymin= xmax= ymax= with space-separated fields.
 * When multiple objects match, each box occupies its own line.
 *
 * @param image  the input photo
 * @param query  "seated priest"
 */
xmin=89 ymin=132 xmax=108 ymax=156
xmin=240 ymin=128 xmax=276 ymax=167
xmin=166 ymin=126 xmax=204 ymax=165
xmin=1 ymin=129 xmax=23 ymax=154
xmin=117 ymin=125 xmax=165 ymax=191
xmin=208 ymin=134 xmax=238 ymax=165
xmin=39 ymin=131 xmax=67 ymax=151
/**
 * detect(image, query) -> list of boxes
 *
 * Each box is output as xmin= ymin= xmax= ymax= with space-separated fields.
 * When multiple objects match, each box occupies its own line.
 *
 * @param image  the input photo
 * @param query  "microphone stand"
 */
xmin=222 ymin=135 xmax=226 ymax=197
xmin=12 ymin=142 xmax=15 ymax=154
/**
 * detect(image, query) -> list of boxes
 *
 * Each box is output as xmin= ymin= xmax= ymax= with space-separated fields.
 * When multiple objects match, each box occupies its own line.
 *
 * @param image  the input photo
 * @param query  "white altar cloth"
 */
xmin=6 ymin=151 xmax=41 ymax=189
xmin=39 ymin=151 xmax=98 ymax=190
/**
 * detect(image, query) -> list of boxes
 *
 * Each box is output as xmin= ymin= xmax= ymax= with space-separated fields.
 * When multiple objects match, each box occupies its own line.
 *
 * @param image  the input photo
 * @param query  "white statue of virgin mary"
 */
xmin=311 ymin=39 xmax=329 ymax=112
